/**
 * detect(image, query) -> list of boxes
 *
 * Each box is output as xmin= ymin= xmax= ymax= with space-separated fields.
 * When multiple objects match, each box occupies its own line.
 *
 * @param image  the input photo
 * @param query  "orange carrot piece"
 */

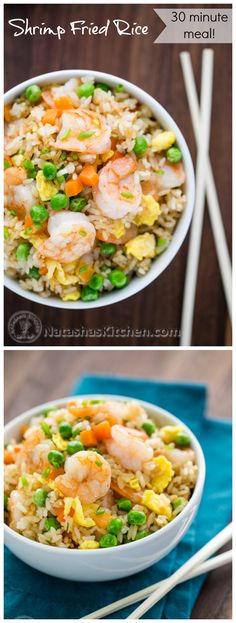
xmin=93 ymin=420 xmax=111 ymax=441
xmin=42 ymin=90 xmax=56 ymax=109
xmin=77 ymin=263 xmax=94 ymax=284
xmin=65 ymin=177 xmax=84 ymax=197
xmin=54 ymin=95 xmax=74 ymax=110
xmin=80 ymin=429 xmax=97 ymax=447
xmin=4 ymin=105 xmax=12 ymax=122
xmin=39 ymin=266 xmax=48 ymax=276
xmin=47 ymin=466 xmax=64 ymax=480
xmin=24 ymin=214 xmax=33 ymax=230
xmin=42 ymin=109 xmax=58 ymax=125
xmin=4 ymin=155 xmax=12 ymax=168
xmin=95 ymin=511 xmax=112 ymax=529
xmin=111 ymin=481 xmax=141 ymax=504
xmin=79 ymin=165 xmax=99 ymax=187
xmin=4 ymin=449 xmax=14 ymax=464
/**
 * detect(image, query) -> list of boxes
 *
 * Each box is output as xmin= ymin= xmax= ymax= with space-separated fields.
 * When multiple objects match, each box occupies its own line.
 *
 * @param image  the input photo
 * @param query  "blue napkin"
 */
xmin=5 ymin=375 xmax=232 ymax=619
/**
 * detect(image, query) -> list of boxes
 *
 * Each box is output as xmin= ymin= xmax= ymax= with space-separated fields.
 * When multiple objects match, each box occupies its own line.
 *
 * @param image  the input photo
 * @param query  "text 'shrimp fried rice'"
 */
xmin=4 ymin=398 xmax=198 ymax=549
xmin=4 ymin=75 xmax=186 ymax=302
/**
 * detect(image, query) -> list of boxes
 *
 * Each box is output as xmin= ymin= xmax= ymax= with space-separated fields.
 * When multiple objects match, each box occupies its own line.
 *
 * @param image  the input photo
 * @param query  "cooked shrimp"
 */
xmin=106 ymin=424 xmax=153 ymax=471
xmin=142 ymin=161 xmax=185 ymax=198
xmin=55 ymin=450 xmax=111 ymax=503
xmin=158 ymin=447 xmax=195 ymax=469
xmin=4 ymin=166 xmax=37 ymax=218
xmin=93 ymin=156 xmax=142 ymax=219
xmin=55 ymin=109 xmax=111 ymax=154
xmin=15 ymin=429 xmax=53 ymax=471
xmin=38 ymin=212 xmax=96 ymax=263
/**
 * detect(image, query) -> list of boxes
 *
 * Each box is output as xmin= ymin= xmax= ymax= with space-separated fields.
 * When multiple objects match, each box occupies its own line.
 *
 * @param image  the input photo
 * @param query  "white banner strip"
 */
xmin=154 ymin=8 xmax=232 ymax=44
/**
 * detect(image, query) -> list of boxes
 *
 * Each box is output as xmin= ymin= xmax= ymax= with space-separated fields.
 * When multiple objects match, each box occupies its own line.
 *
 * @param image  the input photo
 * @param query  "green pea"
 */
xmin=4 ymin=159 xmax=11 ymax=169
xmin=78 ymin=83 xmax=95 ymax=98
xmin=81 ymin=286 xmax=98 ymax=302
xmin=4 ymin=494 xmax=8 ymax=511
xmin=133 ymin=136 xmax=148 ymax=156
xmin=117 ymin=498 xmax=132 ymax=512
xmin=16 ymin=242 xmax=31 ymax=261
xmin=71 ymin=153 xmax=78 ymax=160
xmin=115 ymin=84 xmax=124 ymax=93
xmin=100 ymin=242 xmax=117 ymax=256
xmin=109 ymin=269 xmax=127 ymax=289
xmin=59 ymin=421 xmax=73 ymax=440
xmin=23 ymin=159 xmax=36 ymax=178
xmin=175 ymin=431 xmax=191 ymax=447
xmin=67 ymin=440 xmax=84 ymax=455
xmin=43 ymin=162 xmax=57 ymax=180
xmin=95 ymin=82 xmax=110 ymax=92
xmin=172 ymin=497 xmax=184 ymax=510
xmin=70 ymin=196 xmax=88 ymax=211
xmin=135 ymin=530 xmax=149 ymax=540
xmin=41 ymin=421 xmax=52 ymax=438
xmin=48 ymin=450 xmax=65 ymax=467
xmin=30 ymin=204 xmax=48 ymax=224
xmin=89 ymin=273 xmax=104 ymax=291
xmin=127 ymin=510 xmax=146 ymax=526
xmin=141 ymin=421 xmax=156 ymax=436
xmin=99 ymin=533 xmax=117 ymax=548
xmin=25 ymin=84 xmax=42 ymax=104
xmin=44 ymin=517 xmax=61 ymax=531
xmin=166 ymin=146 xmax=182 ymax=163
xmin=107 ymin=518 xmax=123 ymax=536
xmin=4 ymin=226 xmax=10 ymax=240
xmin=28 ymin=266 xmax=40 ymax=280
xmin=33 ymin=488 xmax=48 ymax=507
xmin=50 ymin=193 xmax=68 ymax=210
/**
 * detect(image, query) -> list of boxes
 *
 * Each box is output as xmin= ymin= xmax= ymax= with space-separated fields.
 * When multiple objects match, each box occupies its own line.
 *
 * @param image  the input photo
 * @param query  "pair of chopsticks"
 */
xmin=84 ymin=522 xmax=232 ymax=619
xmin=180 ymin=49 xmax=232 ymax=346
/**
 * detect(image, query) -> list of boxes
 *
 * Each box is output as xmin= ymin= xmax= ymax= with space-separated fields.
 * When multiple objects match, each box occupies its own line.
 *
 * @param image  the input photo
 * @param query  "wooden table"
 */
xmin=4 ymin=4 xmax=232 ymax=346
xmin=4 ymin=350 xmax=232 ymax=618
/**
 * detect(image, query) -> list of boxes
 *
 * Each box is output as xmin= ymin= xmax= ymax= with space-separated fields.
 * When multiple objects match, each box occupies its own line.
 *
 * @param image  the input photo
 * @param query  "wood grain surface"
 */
xmin=4 ymin=4 xmax=232 ymax=346
xmin=4 ymin=349 xmax=232 ymax=618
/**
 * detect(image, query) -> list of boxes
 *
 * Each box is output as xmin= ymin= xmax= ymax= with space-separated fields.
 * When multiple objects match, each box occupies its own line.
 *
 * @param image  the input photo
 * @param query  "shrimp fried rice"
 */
xmin=4 ymin=75 xmax=186 ymax=302
xmin=4 ymin=398 xmax=198 ymax=549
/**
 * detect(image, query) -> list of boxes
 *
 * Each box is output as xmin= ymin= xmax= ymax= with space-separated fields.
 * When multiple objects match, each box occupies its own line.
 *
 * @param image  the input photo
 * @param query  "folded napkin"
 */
xmin=5 ymin=375 xmax=232 ymax=619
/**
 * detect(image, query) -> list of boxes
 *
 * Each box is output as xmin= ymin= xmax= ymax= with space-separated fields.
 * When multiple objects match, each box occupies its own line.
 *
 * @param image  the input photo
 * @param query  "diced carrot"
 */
xmin=95 ymin=511 xmax=112 ymax=529
xmin=106 ymin=413 xmax=121 ymax=426
xmin=77 ymin=263 xmax=94 ymax=284
xmin=4 ymin=104 xmax=12 ymax=122
xmin=47 ymin=466 xmax=64 ymax=480
xmin=111 ymin=481 xmax=141 ymax=504
xmin=54 ymin=504 xmax=74 ymax=523
xmin=39 ymin=266 xmax=48 ymax=276
xmin=79 ymin=165 xmax=99 ymax=187
xmin=13 ymin=446 xmax=21 ymax=453
xmin=4 ymin=449 xmax=14 ymax=464
xmin=111 ymin=137 xmax=119 ymax=151
xmin=54 ymin=95 xmax=74 ymax=110
xmin=93 ymin=420 xmax=111 ymax=441
xmin=24 ymin=214 xmax=33 ymax=230
xmin=80 ymin=429 xmax=97 ymax=447
xmin=42 ymin=109 xmax=58 ymax=125
xmin=42 ymin=90 xmax=56 ymax=109
xmin=65 ymin=177 xmax=84 ymax=197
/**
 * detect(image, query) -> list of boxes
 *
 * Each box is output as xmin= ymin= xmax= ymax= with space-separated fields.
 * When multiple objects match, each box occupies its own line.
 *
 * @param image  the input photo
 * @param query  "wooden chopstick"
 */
xmin=180 ymin=49 xmax=214 ymax=346
xmin=83 ymin=550 xmax=232 ymax=619
xmin=180 ymin=51 xmax=232 ymax=323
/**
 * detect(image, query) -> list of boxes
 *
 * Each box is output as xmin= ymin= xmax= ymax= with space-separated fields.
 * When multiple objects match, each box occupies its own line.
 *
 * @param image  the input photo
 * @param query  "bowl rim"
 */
xmin=4 ymin=393 xmax=205 ymax=555
xmin=4 ymin=69 xmax=195 ymax=310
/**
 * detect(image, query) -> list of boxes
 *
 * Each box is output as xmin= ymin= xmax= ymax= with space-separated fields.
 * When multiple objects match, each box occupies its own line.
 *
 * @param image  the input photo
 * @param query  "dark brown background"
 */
xmin=5 ymin=349 xmax=232 ymax=618
xmin=4 ymin=4 xmax=232 ymax=345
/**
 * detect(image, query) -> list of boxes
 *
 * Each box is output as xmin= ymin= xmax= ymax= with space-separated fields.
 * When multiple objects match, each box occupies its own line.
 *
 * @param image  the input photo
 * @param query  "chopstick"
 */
xmin=83 ymin=550 xmax=232 ymax=619
xmin=180 ymin=51 xmax=232 ymax=322
xmin=180 ymin=49 xmax=214 ymax=346
xmin=127 ymin=522 xmax=232 ymax=619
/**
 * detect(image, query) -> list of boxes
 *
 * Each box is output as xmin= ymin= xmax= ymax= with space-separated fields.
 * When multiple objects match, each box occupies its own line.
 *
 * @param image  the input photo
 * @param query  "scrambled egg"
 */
xmin=126 ymin=477 xmax=141 ymax=491
xmin=36 ymin=170 xmax=59 ymax=201
xmin=62 ymin=291 xmax=80 ymax=302
xmin=112 ymin=220 xmax=125 ymax=239
xmin=45 ymin=260 xmax=78 ymax=286
xmin=142 ymin=490 xmax=172 ymax=519
xmin=52 ymin=432 xmax=68 ymax=451
xmin=79 ymin=540 xmax=100 ymax=549
xmin=150 ymin=456 xmax=174 ymax=494
xmin=102 ymin=150 xmax=114 ymax=163
xmin=151 ymin=131 xmax=176 ymax=152
xmin=64 ymin=497 xmax=95 ymax=528
xmin=125 ymin=232 xmax=156 ymax=261
xmin=134 ymin=195 xmax=161 ymax=227
xmin=160 ymin=426 xmax=184 ymax=444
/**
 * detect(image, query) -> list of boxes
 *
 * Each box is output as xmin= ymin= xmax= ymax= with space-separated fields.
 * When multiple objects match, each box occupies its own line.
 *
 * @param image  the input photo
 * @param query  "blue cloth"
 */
xmin=5 ymin=375 xmax=232 ymax=619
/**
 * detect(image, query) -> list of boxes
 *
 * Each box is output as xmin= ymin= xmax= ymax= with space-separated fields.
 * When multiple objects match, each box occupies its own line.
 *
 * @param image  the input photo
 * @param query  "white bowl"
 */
xmin=5 ymin=70 xmax=195 ymax=309
xmin=4 ymin=394 xmax=205 ymax=582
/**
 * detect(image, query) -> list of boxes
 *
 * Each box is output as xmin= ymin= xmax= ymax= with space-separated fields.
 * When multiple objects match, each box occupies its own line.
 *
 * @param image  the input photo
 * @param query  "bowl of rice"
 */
xmin=4 ymin=394 xmax=205 ymax=581
xmin=4 ymin=70 xmax=195 ymax=309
